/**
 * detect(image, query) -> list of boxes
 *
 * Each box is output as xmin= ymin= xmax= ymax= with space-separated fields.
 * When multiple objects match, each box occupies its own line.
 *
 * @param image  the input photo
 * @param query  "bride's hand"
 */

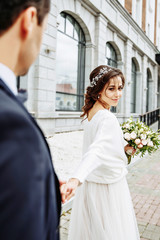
xmin=124 ymin=144 xmax=136 ymax=156
xmin=60 ymin=178 xmax=80 ymax=203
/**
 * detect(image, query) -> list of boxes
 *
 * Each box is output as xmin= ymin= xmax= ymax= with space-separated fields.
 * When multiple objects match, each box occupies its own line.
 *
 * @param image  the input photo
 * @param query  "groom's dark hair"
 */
xmin=0 ymin=0 xmax=50 ymax=35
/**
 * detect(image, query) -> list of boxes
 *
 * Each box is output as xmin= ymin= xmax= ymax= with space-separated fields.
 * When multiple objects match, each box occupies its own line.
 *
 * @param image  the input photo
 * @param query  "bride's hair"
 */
xmin=81 ymin=65 xmax=125 ymax=118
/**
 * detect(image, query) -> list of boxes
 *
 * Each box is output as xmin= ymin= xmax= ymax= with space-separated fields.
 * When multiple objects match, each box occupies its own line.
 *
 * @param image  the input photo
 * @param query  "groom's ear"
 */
xmin=19 ymin=7 xmax=38 ymax=40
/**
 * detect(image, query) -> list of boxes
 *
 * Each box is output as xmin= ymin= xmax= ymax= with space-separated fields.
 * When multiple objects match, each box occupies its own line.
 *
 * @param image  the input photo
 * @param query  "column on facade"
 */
xmin=113 ymin=31 xmax=125 ymax=73
xmin=117 ymin=61 xmax=125 ymax=73
xmin=36 ymin=40 xmax=56 ymax=117
xmin=26 ymin=1 xmax=57 ymax=134
xmin=117 ymin=60 xmax=125 ymax=113
xmin=123 ymin=39 xmax=133 ymax=116
xmin=95 ymin=13 xmax=108 ymax=66
xmin=25 ymin=62 xmax=37 ymax=116
xmin=85 ymin=43 xmax=96 ymax=88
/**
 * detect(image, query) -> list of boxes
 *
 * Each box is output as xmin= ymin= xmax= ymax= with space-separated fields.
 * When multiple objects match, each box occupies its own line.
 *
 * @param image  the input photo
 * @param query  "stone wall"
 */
xmin=21 ymin=0 xmax=159 ymax=135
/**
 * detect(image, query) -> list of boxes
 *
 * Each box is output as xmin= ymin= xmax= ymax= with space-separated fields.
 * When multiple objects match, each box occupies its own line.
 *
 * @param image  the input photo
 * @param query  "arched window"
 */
xmin=16 ymin=77 xmax=20 ymax=90
xmin=16 ymin=76 xmax=27 ymax=92
xmin=106 ymin=43 xmax=118 ymax=113
xmin=158 ymin=78 xmax=160 ymax=108
xmin=56 ymin=12 xmax=86 ymax=111
xmin=105 ymin=43 xmax=117 ymax=68
xmin=146 ymin=69 xmax=152 ymax=112
xmin=130 ymin=59 xmax=137 ymax=113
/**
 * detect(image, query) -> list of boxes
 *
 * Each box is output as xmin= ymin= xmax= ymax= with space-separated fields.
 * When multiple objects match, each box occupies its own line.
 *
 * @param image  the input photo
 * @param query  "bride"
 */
xmin=61 ymin=65 xmax=140 ymax=240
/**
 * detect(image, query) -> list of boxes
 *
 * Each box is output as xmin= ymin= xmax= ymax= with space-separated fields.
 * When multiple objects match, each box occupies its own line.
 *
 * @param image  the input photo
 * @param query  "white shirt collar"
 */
xmin=0 ymin=63 xmax=18 ymax=95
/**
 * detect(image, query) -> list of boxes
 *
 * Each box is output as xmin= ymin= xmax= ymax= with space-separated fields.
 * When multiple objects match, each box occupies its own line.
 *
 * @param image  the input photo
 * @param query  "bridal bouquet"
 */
xmin=121 ymin=117 xmax=160 ymax=164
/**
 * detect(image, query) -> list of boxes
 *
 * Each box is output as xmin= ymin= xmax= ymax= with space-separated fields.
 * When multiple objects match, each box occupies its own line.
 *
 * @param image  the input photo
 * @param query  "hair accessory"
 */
xmin=90 ymin=67 xmax=112 ymax=87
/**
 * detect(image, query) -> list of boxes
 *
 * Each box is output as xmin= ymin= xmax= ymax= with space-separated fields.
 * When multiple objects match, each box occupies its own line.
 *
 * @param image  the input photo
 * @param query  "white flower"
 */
xmin=135 ymin=139 xmax=141 ymax=145
xmin=141 ymin=134 xmax=147 ymax=140
xmin=131 ymin=132 xmax=137 ymax=139
xmin=147 ymin=141 xmax=153 ymax=147
xmin=146 ymin=131 xmax=151 ymax=135
xmin=124 ymin=133 xmax=131 ymax=141
xmin=139 ymin=129 xmax=144 ymax=133
xmin=125 ymin=124 xmax=130 ymax=129
xmin=128 ymin=119 xmax=132 ymax=123
xmin=146 ymin=138 xmax=151 ymax=143
xmin=138 ymin=143 xmax=143 ymax=149
xmin=142 ymin=139 xmax=147 ymax=145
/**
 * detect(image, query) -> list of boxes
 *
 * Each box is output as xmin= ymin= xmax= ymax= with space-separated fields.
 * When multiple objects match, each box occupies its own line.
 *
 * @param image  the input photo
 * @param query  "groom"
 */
xmin=0 ymin=0 xmax=61 ymax=239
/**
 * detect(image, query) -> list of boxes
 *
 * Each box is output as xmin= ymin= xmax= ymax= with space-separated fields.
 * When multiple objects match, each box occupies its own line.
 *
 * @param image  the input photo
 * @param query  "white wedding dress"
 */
xmin=68 ymin=109 xmax=140 ymax=240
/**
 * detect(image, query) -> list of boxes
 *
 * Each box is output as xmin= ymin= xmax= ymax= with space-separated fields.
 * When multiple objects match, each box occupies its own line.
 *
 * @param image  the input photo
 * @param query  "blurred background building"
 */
xmin=18 ymin=0 xmax=160 ymax=135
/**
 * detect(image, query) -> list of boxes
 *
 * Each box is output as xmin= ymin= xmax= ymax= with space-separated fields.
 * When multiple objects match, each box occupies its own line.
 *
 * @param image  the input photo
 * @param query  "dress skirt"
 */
xmin=68 ymin=177 xmax=140 ymax=240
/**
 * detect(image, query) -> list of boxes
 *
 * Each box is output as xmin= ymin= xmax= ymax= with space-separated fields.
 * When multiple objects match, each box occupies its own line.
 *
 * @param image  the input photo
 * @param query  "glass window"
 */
xmin=106 ymin=42 xmax=117 ymax=112
xmin=56 ymin=12 xmax=85 ymax=111
xmin=74 ymin=22 xmax=80 ymax=41
xmin=158 ymin=79 xmax=160 ymax=108
xmin=146 ymin=69 xmax=152 ymax=112
xmin=130 ymin=60 xmax=137 ymax=113
xmin=106 ymin=42 xmax=117 ymax=68
xmin=16 ymin=76 xmax=20 ymax=90
xmin=16 ymin=76 xmax=27 ymax=91
xmin=66 ymin=15 xmax=74 ymax=37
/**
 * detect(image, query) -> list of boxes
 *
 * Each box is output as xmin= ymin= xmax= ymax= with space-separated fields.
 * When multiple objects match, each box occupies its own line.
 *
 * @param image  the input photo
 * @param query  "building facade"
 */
xmin=19 ymin=0 xmax=160 ymax=135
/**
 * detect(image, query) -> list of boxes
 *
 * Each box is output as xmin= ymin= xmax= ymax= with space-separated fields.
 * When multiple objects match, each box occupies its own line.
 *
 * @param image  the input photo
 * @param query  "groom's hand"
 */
xmin=60 ymin=178 xmax=80 ymax=203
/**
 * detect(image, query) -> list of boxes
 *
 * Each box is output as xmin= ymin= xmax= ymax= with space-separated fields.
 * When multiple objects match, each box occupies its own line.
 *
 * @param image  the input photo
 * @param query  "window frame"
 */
xmin=130 ymin=59 xmax=137 ymax=113
xmin=56 ymin=12 xmax=86 ymax=112
xmin=105 ymin=42 xmax=118 ymax=68
xmin=105 ymin=42 xmax=118 ymax=113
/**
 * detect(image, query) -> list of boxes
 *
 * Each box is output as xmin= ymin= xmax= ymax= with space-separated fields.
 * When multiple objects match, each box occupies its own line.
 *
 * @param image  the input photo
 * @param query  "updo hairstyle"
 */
xmin=81 ymin=65 xmax=125 ymax=118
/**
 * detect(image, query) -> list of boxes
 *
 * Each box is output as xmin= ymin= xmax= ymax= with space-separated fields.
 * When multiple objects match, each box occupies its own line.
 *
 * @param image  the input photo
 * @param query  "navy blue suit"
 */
xmin=0 ymin=78 xmax=61 ymax=240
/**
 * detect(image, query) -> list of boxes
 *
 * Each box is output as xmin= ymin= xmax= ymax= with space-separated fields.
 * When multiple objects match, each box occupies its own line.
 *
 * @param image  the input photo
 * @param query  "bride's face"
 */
xmin=100 ymin=76 xmax=123 ymax=108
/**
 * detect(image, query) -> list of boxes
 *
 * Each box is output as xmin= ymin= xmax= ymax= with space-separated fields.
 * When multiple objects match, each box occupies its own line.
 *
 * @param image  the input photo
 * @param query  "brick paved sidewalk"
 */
xmin=128 ymin=149 xmax=160 ymax=240
xmin=60 ymin=149 xmax=160 ymax=240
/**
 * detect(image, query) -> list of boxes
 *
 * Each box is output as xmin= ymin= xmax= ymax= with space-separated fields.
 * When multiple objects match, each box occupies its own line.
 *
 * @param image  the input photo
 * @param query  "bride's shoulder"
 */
xmin=97 ymin=111 xmax=121 ymax=135
xmin=98 ymin=109 xmax=116 ymax=121
xmin=94 ymin=110 xmax=117 ymax=131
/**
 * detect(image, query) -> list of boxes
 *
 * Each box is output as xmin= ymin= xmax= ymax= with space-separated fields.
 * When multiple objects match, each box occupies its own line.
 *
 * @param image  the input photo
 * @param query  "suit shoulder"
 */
xmin=0 ymin=92 xmax=33 ymax=137
xmin=0 ymin=89 xmax=19 ymax=113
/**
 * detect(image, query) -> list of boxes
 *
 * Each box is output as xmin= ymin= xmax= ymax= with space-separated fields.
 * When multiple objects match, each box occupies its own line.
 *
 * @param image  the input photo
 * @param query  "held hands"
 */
xmin=60 ymin=178 xmax=80 ymax=204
